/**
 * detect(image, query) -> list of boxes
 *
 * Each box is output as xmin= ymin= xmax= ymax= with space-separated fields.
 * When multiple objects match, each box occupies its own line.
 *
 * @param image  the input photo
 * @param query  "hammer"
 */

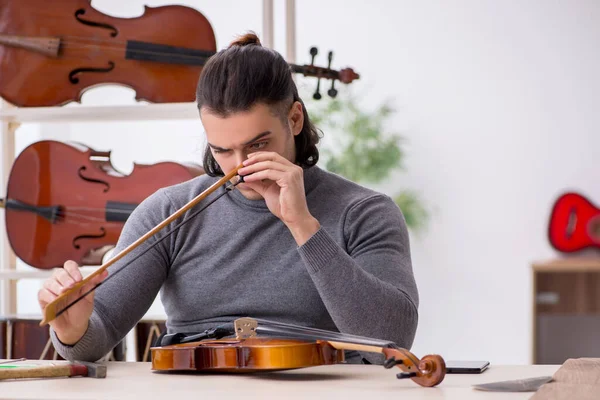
xmin=0 ymin=361 xmax=106 ymax=380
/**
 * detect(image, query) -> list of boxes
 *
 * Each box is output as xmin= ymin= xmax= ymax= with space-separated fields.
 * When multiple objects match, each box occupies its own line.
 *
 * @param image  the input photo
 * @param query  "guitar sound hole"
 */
xmin=566 ymin=208 xmax=577 ymax=238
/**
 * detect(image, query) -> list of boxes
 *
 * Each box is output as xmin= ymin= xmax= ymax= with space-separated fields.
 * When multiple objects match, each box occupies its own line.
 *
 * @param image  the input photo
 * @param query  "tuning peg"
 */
xmin=328 ymin=82 xmax=337 ymax=98
xmin=309 ymin=47 xmax=318 ymax=66
xmin=383 ymin=357 xmax=404 ymax=369
xmin=313 ymin=78 xmax=322 ymax=100
xmin=325 ymin=51 xmax=338 ymax=97
xmin=396 ymin=372 xmax=418 ymax=379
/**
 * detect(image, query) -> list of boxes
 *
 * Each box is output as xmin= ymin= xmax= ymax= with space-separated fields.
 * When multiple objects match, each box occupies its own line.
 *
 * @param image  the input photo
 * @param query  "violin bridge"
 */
xmin=234 ymin=318 xmax=258 ymax=339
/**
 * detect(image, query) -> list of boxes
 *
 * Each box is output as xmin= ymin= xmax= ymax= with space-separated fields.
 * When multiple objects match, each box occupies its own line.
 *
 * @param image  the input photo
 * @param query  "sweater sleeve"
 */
xmin=50 ymin=189 xmax=175 ymax=362
xmin=297 ymin=194 xmax=419 ymax=364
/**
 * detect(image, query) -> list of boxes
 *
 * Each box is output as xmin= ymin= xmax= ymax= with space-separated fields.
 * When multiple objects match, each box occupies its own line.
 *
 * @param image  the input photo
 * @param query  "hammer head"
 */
xmin=72 ymin=361 xmax=107 ymax=378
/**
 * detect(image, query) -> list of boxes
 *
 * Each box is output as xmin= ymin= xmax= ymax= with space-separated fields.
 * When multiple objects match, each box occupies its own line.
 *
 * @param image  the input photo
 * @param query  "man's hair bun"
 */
xmin=229 ymin=32 xmax=262 ymax=47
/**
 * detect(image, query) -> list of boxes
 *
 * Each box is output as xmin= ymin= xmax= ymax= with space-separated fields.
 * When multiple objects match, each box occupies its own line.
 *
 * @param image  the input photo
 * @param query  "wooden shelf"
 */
xmin=532 ymin=256 xmax=600 ymax=272
xmin=0 ymin=102 xmax=199 ymax=123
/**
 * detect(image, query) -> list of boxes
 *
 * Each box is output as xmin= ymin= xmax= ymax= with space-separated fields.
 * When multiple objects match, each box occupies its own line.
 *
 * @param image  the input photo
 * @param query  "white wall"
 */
xmin=4 ymin=0 xmax=599 ymax=365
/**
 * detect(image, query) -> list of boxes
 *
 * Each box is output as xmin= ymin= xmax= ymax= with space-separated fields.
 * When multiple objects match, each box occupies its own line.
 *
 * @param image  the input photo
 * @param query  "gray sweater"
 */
xmin=50 ymin=165 xmax=419 ymax=364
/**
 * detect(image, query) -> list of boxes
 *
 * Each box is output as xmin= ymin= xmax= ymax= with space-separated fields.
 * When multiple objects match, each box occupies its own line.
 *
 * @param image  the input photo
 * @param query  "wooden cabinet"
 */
xmin=532 ymin=257 xmax=600 ymax=364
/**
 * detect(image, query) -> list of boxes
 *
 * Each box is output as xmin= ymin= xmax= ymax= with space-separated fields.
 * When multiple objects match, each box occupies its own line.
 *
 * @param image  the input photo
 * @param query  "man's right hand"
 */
xmin=37 ymin=260 xmax=108 ymax=345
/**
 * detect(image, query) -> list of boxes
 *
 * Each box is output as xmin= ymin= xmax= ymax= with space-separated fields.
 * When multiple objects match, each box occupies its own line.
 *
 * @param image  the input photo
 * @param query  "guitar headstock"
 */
xmin=289 ymin=47 xmax=360 ymax=100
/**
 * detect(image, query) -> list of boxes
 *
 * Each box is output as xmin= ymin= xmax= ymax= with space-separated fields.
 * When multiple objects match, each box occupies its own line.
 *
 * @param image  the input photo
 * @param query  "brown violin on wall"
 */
xmin=0 ymin=140 xmax=204 ymax=269
xmin=0 ymin=0 xmax=359 ymax=107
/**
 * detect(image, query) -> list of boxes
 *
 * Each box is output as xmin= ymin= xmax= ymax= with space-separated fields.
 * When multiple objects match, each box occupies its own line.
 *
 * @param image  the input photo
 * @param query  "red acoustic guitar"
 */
xmin=548 ymin=192 xmax=600 ymax=252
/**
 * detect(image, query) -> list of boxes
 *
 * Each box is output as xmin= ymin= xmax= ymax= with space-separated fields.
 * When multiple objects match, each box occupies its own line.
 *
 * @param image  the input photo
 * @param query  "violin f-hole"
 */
xmin=69 ymin=61 xmax=115 ymax=84
xmin=74 ymin=9 xmax=118 ymax=37
xmin=73 ymin=227 xmax=106 ymax=250
xmin=78 ymin=166 xmax=110 ymax=192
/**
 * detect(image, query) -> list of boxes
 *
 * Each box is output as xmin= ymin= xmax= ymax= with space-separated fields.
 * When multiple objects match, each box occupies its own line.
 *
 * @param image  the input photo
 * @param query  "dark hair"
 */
xmin=196 ymin=32 xmax=320 ymax=176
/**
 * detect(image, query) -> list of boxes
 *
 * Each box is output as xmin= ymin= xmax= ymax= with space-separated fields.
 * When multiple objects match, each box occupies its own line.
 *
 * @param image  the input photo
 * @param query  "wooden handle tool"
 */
xmin=0 ymin=361 xmax=106 ymax=380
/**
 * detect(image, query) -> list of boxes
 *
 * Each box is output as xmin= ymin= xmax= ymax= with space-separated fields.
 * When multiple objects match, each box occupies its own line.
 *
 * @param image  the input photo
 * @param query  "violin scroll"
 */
xmin=337 ymin=68 xmax=360 ymax=84
xmin=382 ymin=348 xmax=446 ymax=387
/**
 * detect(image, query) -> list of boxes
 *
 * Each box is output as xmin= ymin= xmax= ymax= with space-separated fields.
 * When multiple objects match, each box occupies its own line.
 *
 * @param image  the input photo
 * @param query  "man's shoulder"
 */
xmin=309 ymin=166 xmax=408 ymax=241
xmin=309 ymin=166 xmax=394 ymax=209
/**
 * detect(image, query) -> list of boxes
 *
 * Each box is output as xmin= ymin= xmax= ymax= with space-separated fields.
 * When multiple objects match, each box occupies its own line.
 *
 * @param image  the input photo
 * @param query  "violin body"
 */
xmin=151 ymin=337 xmax=345 ymax=373
xmin=0 ymin=0 xmax=217 ymax=106
xmin=2 ymin=140 xmax=204 ymax=269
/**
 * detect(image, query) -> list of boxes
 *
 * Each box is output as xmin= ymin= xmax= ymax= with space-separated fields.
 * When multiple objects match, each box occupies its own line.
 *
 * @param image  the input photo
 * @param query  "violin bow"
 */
xmin=234 ymin=317 xmax=446 ymax=387
xmin=39 ymin=164 xmax=244 ymax=326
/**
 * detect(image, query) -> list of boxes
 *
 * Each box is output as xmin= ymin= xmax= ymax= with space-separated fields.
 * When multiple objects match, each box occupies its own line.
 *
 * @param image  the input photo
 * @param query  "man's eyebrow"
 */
xmin=208 ymin=131 xmax=271 ymax=151
xmin=208 ymin=143 xmax=228 ymax=151
xmin=243 ymin=131 xmax=271 ymax=145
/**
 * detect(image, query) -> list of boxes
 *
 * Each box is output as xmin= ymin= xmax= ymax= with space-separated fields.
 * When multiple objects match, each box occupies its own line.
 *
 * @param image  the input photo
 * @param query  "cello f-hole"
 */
xmin=73 ymin=227 xmax=106 ymax=250
xmin=78 ymin=166 xmax=110 ymax=192
xmin=74 ymin=9 xmax=119 ymax=37
xmin=69 ymin=61 xmax=116 ymax=84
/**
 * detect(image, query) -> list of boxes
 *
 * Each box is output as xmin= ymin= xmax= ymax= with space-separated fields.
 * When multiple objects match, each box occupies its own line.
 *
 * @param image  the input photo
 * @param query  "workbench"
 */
xmin=0 ymin=360 xmax=559 ymax=399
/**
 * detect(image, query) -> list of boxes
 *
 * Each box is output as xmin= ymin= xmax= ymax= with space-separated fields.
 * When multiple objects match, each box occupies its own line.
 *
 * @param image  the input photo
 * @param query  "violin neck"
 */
xmin=288 ymin=63 xmax=339 ymax=81
xmin=324 ymin=340 xmax=387 ymax=355
xmin=238 ymin=318 xmax=397 ymax=353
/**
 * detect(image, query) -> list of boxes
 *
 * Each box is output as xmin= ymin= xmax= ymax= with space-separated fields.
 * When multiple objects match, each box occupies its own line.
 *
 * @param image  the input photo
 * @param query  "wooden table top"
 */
xmin=0 ymin=360 xmax=560 ymax=399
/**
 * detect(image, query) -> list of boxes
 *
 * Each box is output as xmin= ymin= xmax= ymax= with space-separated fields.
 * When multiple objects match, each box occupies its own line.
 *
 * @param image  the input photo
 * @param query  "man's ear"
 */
xmin=288 ymin=101 xmax=304 ymax=136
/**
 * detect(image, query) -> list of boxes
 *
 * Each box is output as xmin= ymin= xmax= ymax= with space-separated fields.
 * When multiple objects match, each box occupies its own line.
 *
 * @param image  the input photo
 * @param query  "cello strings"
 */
xmin=15 ymin=206 xmax=141 ymax=224
xmin=53 ymin=179 xmax=241 ymax=319
xmin=1 ymin=35 xmax=314 ymax=73
xmin=11 ymin=202 xmax=196 ymax=224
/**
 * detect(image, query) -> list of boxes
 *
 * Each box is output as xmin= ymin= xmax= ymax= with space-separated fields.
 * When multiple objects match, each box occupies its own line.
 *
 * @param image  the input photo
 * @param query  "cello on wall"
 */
xmin=0 ymin=0 xmax=217 ymax=106
xmin=0 ymin=140 xmax=205 ymax=269
xmin=0 ymin=0 xmax=359 ymax=107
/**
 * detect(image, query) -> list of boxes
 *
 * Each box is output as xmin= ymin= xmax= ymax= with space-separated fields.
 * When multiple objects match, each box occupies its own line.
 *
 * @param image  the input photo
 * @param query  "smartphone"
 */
xmin=446 ymin=360 xmax=490 ymax=374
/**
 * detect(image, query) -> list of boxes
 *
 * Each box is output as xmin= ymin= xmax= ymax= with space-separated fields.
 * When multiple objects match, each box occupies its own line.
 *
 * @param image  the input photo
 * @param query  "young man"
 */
xmin=38 ymin=33 xmax=419 ymax=365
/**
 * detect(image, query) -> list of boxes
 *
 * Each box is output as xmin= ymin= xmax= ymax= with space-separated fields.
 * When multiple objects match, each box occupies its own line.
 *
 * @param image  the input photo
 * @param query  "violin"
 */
xmin=0 ymin=0 xmax=359 ymax=107
xmin=150 ymin=317 xmax=446 ymax=387
xmin=0 ymin=140 xmax=204 ymax=269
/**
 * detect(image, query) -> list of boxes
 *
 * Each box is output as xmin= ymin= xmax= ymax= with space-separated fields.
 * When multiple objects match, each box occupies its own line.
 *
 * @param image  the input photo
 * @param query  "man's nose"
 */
xmin=234 ymin=150 xmax=248 ymax=166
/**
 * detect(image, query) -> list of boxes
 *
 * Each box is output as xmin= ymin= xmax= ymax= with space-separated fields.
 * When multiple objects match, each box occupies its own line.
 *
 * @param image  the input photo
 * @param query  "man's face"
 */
xmin=200 ymin=101 xmax=304 ymax=200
